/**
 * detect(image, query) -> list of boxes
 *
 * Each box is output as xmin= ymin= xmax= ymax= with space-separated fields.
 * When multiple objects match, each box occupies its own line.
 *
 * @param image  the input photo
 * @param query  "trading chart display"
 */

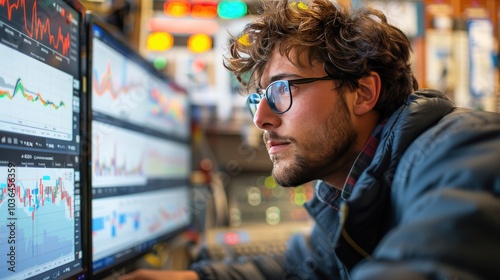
xmin=0 ymin=0 xmax=86 ymax=280
xmin=88 ymin=16 xmax=192 ymax=277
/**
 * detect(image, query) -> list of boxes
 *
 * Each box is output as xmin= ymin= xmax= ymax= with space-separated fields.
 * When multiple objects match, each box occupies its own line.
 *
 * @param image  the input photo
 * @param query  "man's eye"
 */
xmin=288 ymin=84 xmax=299 ymax=92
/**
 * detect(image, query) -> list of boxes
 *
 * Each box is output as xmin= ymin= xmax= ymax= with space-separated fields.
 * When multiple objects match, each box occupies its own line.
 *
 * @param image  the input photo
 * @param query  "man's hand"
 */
xmin=118 ymin=269 xmax=199 ymax=280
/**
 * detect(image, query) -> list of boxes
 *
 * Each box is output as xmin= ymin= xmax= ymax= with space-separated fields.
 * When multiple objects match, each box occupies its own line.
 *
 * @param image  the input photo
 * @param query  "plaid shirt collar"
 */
xmin=340 ymin=119 xmax=386 ymax=200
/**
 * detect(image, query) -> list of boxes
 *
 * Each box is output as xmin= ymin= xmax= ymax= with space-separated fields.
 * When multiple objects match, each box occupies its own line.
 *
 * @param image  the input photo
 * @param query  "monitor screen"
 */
xmin=87 ymin=14 xmax=192 ymax=277
xmin=0 ymin=0 xmax=87 ymax=279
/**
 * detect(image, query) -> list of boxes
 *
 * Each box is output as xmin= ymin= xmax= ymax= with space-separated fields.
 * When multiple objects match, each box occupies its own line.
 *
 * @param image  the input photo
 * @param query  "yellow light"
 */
xmin=188 ymin=34 xmax=212 ymax=53
xmin=290 ymin=2 xmax=308 ymax=9
xmin=297 ymin=2 xmax=308 ymax=9
xmin=237 ymin=34 xmax=251 ymax=46
xmin=164 ymin=0 xmax=191 ymax=17
xmin=147 ymin=32 xmax=174 ymax=51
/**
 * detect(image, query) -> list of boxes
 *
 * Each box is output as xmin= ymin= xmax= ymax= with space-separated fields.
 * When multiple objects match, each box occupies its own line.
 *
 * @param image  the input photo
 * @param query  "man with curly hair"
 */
xmin=121 ymin=0 xmax=500 ymax=279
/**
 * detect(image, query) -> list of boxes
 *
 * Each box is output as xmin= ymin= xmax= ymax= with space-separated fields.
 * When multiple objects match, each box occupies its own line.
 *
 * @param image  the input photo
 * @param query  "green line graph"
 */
xmin=0 ymin=77 xmax=66 ymax=110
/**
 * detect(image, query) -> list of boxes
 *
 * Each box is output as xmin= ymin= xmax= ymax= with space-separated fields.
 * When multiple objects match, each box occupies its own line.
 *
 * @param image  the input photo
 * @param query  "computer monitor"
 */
xmin=0 ymin=0 xmax=88 ymax=279
xmin=86 ymin=14 xmax=192 ymax=278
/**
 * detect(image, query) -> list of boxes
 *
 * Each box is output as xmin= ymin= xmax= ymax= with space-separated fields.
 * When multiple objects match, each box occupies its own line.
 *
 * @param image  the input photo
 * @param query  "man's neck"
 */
xmin=322 ymin=149 xmax=360 ymax=190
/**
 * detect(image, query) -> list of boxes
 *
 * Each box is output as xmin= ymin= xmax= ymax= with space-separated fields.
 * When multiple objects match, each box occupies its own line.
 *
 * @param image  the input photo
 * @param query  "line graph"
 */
xmin=0 ymin=43 xmax=73 ymax=140
xmin=148 ymin=79 xmax=190 ymax=138
xmin=0 ymin=78 xmax=66 ymax=109
xmin=0 ymin=166 xmax=75 ymax=279
xmin=91 ymin=36 xmax=189 ymax=137
xmin=93 ymin=134 xmax=145 ymax=180
xmin=92 ymin=121 xmax=147 ymax=188
xmin=92 ymin=62 xmax=145 ymax=101
xmin=0 ymin=0 xmax=73 ymax=56
xmin=91 ymin=41 xmax=150 ymax=123
xmin=93 ymin=120 xmax=190 ymax=185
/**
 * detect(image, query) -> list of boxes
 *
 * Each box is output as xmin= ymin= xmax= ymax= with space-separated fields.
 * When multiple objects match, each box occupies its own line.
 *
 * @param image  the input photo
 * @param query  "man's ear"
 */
xmin=353 ymin=71 xmax=380 ymax=116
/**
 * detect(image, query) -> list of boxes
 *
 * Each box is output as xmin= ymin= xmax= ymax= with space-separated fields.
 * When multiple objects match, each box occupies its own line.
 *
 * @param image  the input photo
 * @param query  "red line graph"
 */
xmin=93 ymin=134 xmax=144 ymax=177
xmin=0 ymin=0 xmax=71 ymax=55
xmin=92 ymin=62 xmax=144 ymax=100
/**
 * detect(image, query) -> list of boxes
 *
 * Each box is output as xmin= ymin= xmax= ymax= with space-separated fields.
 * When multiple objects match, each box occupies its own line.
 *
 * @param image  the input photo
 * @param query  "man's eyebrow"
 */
xmin=263 ymin=73 xmax=301 ymax=86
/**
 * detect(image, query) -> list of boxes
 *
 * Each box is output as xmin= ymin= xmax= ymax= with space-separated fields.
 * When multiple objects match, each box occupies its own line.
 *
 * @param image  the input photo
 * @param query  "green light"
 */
xmin=293 ymin=193 xmax=307 ymax=206
xmin=153 ymin=56 xmax=167 ymax=71
xmin=217 ymin=0 xmax=247 ymax=19
xmin=264 ymin=176 xmax=277 ymax=189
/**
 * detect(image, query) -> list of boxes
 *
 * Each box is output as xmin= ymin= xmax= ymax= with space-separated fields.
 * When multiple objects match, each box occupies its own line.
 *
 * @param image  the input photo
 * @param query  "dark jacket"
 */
xmin=192 ymin=90 xmax=500 ymax=279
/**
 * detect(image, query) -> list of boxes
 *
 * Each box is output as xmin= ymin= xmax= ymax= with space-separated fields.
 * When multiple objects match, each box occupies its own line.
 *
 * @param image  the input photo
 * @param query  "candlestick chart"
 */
xmin=92 ymin=188 xmax=190 ymax=261
xmin=0 ymin=166 xmax=75 ymax=279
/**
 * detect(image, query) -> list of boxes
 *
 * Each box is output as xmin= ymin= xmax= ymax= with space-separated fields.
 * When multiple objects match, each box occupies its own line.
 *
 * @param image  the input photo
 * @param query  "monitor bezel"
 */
xmin=74 ymin=0 xmax=91 ymax=279
xmin=0 ymin=0 xmax=90 ymax=278
xmin=85 ymin=12 xmax=192 ymax=278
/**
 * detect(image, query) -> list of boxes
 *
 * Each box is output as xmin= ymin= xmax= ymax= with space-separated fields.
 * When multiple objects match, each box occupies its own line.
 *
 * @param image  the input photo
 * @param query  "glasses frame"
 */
xmin=246 ymin=76 xmax=337 ymax=117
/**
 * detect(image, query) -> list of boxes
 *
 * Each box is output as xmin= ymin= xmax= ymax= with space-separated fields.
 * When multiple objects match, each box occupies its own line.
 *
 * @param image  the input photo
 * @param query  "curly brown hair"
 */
xmin=223 ymin=0 xmax=419 ymax=117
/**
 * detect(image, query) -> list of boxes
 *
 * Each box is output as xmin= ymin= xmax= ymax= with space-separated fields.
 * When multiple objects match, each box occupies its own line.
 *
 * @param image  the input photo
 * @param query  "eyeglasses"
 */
xmin=246 ymin=76 xmax=337 ymax=117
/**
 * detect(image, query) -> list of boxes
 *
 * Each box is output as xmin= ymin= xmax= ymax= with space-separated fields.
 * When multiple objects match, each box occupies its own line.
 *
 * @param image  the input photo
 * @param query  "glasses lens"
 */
xmin=247 ymin=93 xmax=262 ymax=117
xmin=268 ymin=80 xmax=291 ymax=114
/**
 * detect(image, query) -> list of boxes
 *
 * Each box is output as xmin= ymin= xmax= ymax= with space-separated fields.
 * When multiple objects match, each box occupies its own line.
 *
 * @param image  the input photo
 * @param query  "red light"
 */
xmin=223 ymin=232 xmax=240 ymax=245
xmin=191 ymin=2 xmax=218 ymax=18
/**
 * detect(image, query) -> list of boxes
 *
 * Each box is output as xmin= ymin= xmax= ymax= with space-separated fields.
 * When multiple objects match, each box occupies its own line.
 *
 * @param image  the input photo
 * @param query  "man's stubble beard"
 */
xmin=269 ymin=98 xmax=357 ymax=187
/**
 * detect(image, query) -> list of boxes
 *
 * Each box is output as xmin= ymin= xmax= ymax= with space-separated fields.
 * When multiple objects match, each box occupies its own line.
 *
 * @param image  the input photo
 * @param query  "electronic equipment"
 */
xmin=201 ymin=223 xmax=304 ymax=262
xmin=199 ymin=172 xmax=314 ymax=262
xmin=227 ymin=172 xmax=313 ymax=227
xmin=86 ymin=13 xmax=192 ymax=278
xmin=0 ymin=0 xmax=88 ymax=279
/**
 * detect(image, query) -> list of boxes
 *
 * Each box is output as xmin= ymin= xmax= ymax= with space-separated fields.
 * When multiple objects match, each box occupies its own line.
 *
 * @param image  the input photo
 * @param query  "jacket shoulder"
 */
xmin=393 ymin=101 xmax=500 ymax=213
